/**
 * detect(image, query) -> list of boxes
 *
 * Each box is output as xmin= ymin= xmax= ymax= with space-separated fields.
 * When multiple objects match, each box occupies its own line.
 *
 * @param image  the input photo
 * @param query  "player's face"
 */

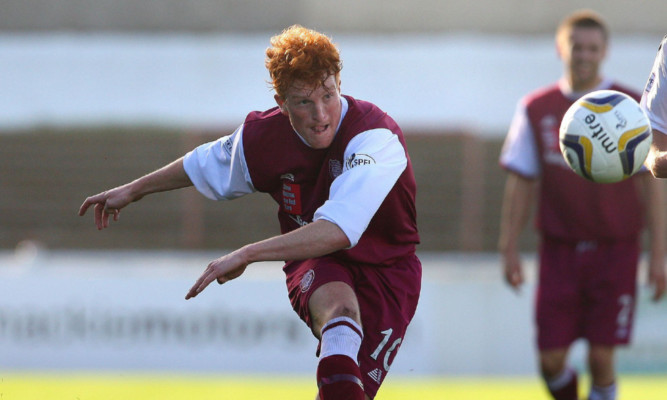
xmin=558 ymin=26 xmax=607 ymax=91
xmin=275 ymin=75 xmax=342 ymax=149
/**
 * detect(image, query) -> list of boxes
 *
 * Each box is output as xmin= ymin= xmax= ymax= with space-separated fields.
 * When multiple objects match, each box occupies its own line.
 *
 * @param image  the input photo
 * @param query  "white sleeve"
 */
xmin=499 ymin=100 xmax=540 ymax=178
xmin=641 ymin=36 xmax=667 ymax=134
xmin=313 ymin=128 xmax=407 ymax=248
xmin=182 ymin=125 xmax=255 ymax=200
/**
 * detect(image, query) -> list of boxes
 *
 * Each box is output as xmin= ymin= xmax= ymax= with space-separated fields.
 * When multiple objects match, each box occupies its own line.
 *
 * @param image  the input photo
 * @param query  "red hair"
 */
xmin=265 ymin=25 xmax=342 ymax=98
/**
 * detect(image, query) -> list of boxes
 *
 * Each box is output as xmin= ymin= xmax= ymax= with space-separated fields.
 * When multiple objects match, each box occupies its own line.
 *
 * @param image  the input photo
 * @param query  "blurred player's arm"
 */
xmin=646 ymin=129 xmax=667 ymax=178
xmin=498 ymin=172 xmax=536 ymax=291
xmin=78 ymin=157 xmax=192 ymax=230
xmin=636 ymin=171 xmax=667 ymax=301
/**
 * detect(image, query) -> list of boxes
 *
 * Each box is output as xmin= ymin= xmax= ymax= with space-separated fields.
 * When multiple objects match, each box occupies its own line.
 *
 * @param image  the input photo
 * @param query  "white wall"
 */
xmin=1 ymin=249 xmax=665 ymax=375
xmin=1 ymin=33 xmax=662 ymax=136
xmin=3 ymin=0 xmax=666 ymax=34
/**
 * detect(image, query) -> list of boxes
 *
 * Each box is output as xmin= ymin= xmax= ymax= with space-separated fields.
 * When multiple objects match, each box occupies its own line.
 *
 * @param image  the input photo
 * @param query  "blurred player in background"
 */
xmin=79 ymin=25 xmax=421 ymax=400
xmin=642 ymin=35 xmax=667 ymax=177
xmin=498 ymin=10 xmax=666 ymax=400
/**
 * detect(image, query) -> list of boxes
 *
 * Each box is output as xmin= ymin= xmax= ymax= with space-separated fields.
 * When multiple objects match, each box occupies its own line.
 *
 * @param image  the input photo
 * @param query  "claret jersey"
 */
xmin=183 ymin=95 xmax=419 ymax=265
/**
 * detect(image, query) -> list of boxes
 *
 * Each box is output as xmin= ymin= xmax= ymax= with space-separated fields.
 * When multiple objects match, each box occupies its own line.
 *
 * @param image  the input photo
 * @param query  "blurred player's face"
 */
xmin=275 ymin=75 xmax=342 ymax=149
xmin=557 ymin=26 xmax=607 ymax=91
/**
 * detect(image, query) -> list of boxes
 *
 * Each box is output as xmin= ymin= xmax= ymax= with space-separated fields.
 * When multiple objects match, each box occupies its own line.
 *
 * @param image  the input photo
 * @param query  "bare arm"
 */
xmin=498 ymin=172 xmax=536 ymax=290
xmin=78 ymin=157 xmax=192 ymax=229
xmin=646 ymin=129 xmax=667 ymax=178
xmin=185 ymin=219 xmax=350 ymax=299
xmin=636 ymin=172 xmax=667 ymax=301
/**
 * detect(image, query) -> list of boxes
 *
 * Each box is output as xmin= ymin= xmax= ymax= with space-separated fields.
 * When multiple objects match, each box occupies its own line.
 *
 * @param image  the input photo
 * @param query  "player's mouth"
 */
xmin=312 ymin=124 xmax=329 ymax=134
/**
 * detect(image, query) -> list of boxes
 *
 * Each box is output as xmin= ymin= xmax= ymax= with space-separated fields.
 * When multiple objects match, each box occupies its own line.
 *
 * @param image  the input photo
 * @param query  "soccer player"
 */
xmin=498 ymin=10 xmax=666 ymax=400
xmin=79 ymin=25 xmax=420 ymax=400
xmin=642 ymin=35 xmax=667 ymax=177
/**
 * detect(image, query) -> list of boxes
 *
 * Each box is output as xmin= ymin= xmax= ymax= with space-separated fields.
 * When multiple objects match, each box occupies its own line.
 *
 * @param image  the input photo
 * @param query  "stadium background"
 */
xmin=2 ymin=1 xmax=667 ymax=398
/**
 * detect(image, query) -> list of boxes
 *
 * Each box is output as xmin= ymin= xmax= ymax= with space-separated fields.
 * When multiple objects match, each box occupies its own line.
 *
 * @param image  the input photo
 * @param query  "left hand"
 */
xmin=648 ymin=257 xmax=667 ymax=302
xmin=185 ymin=250 xmax=249 ymax=300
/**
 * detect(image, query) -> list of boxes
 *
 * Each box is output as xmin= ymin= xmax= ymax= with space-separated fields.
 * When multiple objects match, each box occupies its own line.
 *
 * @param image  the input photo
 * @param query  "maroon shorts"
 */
xmin=536 ymin=237 xmax=639 ymax=350
xmin=284 ymin=253 xmax=421 ymax=399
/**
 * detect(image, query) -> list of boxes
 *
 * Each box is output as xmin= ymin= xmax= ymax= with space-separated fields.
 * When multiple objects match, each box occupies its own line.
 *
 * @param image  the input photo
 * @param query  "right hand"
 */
xmin=185 ymin=249 xmax=250 ymax=300
xmin=78 ymin=184 xmax=138 ymax=230
xmin=502 ymin=250 xmax=524 ymax=292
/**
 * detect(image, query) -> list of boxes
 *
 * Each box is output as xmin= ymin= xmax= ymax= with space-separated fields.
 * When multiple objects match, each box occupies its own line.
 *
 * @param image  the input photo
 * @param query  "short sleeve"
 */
xmin=182 ymin=125 xmax=255 ymax=200
xmin=499 ymin=100 xmax=540 ymax=178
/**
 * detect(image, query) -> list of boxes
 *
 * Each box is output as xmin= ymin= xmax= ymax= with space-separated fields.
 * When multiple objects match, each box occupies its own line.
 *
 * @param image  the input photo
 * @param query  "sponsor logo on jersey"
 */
xmin=345 ymin=153 xmax=375 ymax=170
xmin=282 ymin=181 xmax=302 ymax=215
xmin=288 ymin=214 xmax=309 ymax=227
xmin=541 ymin=115 xmax=570 ymax=169
xmin=300 ymin=269 xmax=315 ymax=293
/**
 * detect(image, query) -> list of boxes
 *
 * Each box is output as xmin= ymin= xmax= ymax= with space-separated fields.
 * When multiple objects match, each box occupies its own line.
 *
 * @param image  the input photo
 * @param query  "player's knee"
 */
xmin=588 ymin=346 xmax=615 ymax=377
xmin=331 ymin=304 xmax=360 ymax=321
xmin=312 ymin=304 xmax=360 ymax=336
xmin=539 ymin=354 xmax=567 ymax=379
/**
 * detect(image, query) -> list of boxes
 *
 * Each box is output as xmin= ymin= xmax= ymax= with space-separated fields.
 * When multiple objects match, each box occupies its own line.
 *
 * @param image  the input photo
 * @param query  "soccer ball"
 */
xmin=559 ymin=90 xmax=652 ymax=183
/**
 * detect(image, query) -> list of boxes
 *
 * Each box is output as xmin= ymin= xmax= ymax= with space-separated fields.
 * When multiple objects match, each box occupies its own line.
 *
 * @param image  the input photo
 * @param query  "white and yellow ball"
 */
xmin=559 ymin=90 xmax=652 ymax=183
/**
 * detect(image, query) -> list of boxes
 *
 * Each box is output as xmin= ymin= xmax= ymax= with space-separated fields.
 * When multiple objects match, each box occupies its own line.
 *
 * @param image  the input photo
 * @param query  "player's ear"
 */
xmin=274 ymin=94 xmax=288 ymax=115
xmin=554 ymin=41 xmax=564 ymax=60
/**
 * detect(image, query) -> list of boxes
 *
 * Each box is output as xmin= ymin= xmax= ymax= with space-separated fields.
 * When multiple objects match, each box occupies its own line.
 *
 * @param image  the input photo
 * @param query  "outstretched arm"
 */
xmin=185 ymin=219 xmax=350 ymax=299
xmin=498 ymin=172 xmax=536 ymax=291
xmin=78 ymin=157 xmax=193 ymax=229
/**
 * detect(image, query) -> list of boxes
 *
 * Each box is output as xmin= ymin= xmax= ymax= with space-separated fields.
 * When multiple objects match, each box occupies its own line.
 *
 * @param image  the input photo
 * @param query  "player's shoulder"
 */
xmin=520 ymin=83 xmax=564 ymax=114
xmin=244 ymin=106 xmax=284 ymax=125
xmin=654 ymin=35 xmax=667 ymax=64
xmin=243 ymin=106 xmax=290 ymax=134
xmin=522 ymin=83 xmax=562 ymax=105
xmin=341 ymin=95 xmax=398 ymax=133
xmin=241 ymin=106 xmax=293 ymax=146
xmin=343 ymin=95 xmax=384 ymax=118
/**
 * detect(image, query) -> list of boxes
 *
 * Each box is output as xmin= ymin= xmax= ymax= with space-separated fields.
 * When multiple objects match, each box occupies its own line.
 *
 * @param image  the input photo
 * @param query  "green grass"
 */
xmin=1 ymin=373 xmax=665 ymax=399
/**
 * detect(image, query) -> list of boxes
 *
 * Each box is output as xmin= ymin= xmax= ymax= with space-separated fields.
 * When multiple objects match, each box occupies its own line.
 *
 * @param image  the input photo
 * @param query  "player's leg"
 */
xmin=582 ymin=240 xmax=639 ymax=400
xmin=540 ymin=347 xmax=579 ymax=400
xmin=352 ymin=254 xmax=421 ymax=399
xmin=535 ymin=238 xmax=583 ymax=400
xmin=309 ymin=281 xmax=366 ymax=400
xmin=284 ymin=255 xmax=419 ymax=400
xmin=587 ymin=344 xmax=616 ymax=400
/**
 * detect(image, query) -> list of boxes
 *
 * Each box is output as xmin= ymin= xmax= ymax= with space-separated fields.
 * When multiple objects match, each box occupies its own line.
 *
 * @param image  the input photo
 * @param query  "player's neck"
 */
xmin=567 ymin=75 xmax=603 ymax=93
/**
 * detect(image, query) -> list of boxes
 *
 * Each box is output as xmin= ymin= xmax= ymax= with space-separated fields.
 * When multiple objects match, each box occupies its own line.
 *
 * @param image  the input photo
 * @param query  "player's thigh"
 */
xmin=584 ymin=242 xmax=639 ymax=345
xmin=355 ymin=257 xmax=421 ymax=397
xmin=536 ymin=240 xmax=581 ymax=349
xmin=284 ymin=256 xmax=356 ymax=332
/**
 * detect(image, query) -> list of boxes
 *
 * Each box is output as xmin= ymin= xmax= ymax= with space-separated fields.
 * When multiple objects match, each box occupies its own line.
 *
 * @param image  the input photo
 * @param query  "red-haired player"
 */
xmin=79 ymin=25 xmax=421 ymax=400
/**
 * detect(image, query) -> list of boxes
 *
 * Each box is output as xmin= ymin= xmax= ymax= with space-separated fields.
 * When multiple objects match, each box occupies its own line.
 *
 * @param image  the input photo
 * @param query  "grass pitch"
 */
xmin=1 ymin=373 xmax=666 ymax=399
